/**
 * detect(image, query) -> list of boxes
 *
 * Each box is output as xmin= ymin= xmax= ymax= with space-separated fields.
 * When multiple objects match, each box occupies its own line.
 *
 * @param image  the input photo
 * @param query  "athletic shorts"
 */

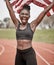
xmin=15 ymin=47 xmax=37 ymax=65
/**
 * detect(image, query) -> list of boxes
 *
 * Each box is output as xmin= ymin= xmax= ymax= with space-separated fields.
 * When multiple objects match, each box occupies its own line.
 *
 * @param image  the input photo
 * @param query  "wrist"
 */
xmin=4 ymin=0 xmax=10 ymax=1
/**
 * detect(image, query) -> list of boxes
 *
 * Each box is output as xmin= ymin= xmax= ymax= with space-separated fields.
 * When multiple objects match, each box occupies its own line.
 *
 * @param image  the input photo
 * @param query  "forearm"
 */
xmin=36 ymin=2 xmax=54 ymax=24
xmin=38 ymin=2 xmax=54 ymax=21
xmin=5 ymin=0 xmax=12 ymax=12
xmin=43 ymin=2 xmax=54 ymax=14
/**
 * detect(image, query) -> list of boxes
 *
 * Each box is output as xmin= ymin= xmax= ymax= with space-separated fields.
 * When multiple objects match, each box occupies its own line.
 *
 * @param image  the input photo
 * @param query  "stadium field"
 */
xmin=0 ymin=29 xmax=54 ymax=43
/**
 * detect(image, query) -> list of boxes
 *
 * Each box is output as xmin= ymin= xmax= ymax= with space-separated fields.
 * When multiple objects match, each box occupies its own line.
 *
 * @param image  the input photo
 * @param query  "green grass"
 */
xmin=33 ymin=29 xmax=54 ymax=43
xmin=0 ymin=29 xmax=54 ymax=43
xmin=0 ymin=29 xmax=16 ymax=39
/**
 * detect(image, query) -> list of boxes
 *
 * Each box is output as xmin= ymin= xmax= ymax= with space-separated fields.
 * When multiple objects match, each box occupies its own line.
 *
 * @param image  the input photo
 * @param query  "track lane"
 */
xmin=0 ymin=39 xmax=54 ymax=65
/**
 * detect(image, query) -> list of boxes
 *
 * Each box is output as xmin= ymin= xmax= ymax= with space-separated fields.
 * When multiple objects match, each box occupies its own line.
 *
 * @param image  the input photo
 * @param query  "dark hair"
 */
xmin=23 ymin=4 xmax=30 ymax=11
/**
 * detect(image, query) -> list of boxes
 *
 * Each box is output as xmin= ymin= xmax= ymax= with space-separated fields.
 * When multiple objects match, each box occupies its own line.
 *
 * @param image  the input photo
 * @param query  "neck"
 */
xmin=21 ymin=23 xmax=28 ymax=26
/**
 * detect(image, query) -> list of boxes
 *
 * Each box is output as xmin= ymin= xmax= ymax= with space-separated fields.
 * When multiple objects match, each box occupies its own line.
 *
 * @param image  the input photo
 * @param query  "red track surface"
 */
xmin=0 ymin=39 xmax=54 ymax=65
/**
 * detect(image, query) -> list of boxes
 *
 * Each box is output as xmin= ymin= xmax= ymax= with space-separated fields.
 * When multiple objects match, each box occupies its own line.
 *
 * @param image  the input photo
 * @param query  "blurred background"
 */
xmin=0 ymin=0 xmax=54 ymax=65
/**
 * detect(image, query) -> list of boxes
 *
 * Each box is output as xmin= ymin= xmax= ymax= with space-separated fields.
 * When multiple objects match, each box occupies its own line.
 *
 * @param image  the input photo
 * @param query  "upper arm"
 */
xmin=9 ymin=10 xmax=19 ymax=28
xmin=30 ymin=11 xmax=45 ymax=32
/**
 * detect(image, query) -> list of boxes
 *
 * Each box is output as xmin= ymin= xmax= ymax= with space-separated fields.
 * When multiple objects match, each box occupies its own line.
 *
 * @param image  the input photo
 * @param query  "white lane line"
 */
xmin=39 ymin=47 xmax=54 ymax=54
xmin=35 ymin=50 xmax=50 ymax=65
xmin=0 ymin=44 xmax=5 ymax=55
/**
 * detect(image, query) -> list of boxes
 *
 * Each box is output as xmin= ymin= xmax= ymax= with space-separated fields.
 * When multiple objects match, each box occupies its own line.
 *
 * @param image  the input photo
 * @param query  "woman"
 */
xmin=5 ymin=0 xmax=54 ymax=65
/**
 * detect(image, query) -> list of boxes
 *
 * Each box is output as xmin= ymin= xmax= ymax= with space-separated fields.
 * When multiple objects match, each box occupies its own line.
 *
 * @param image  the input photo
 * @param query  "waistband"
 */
xmin=17 ymin=47 xmax=34 ymax=54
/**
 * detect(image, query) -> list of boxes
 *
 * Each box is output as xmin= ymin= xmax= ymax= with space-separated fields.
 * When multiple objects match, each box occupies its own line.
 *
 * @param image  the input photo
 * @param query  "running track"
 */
xmin=0 ymin=39 xmax=54 ymax=65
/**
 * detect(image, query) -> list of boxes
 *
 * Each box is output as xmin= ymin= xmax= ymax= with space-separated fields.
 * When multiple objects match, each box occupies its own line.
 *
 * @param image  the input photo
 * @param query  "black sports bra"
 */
xmin=16 ymin=22 xmax=34 ymax=40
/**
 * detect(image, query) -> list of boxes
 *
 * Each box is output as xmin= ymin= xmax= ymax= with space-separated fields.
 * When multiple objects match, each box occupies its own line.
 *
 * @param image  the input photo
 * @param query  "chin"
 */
xmin=22 ymin=20 xmax=28 ymax=24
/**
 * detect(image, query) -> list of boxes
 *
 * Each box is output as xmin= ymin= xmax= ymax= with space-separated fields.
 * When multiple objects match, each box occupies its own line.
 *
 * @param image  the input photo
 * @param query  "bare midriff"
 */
xmin=17 ymin=39 xmax=32 ymax=50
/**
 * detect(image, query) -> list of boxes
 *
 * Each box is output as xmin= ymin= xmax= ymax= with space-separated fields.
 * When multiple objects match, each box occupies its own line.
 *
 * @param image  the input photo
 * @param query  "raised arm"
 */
xmin=5 ymin=0 xmax=19 ymax=28
xmin=30 ymin=2 xmax=54 ymax=32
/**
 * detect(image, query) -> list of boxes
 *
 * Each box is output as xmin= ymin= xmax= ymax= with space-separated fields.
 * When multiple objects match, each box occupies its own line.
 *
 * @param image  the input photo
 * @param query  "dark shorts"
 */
xmin=15 ymin=47 xmax=37 ymax=65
